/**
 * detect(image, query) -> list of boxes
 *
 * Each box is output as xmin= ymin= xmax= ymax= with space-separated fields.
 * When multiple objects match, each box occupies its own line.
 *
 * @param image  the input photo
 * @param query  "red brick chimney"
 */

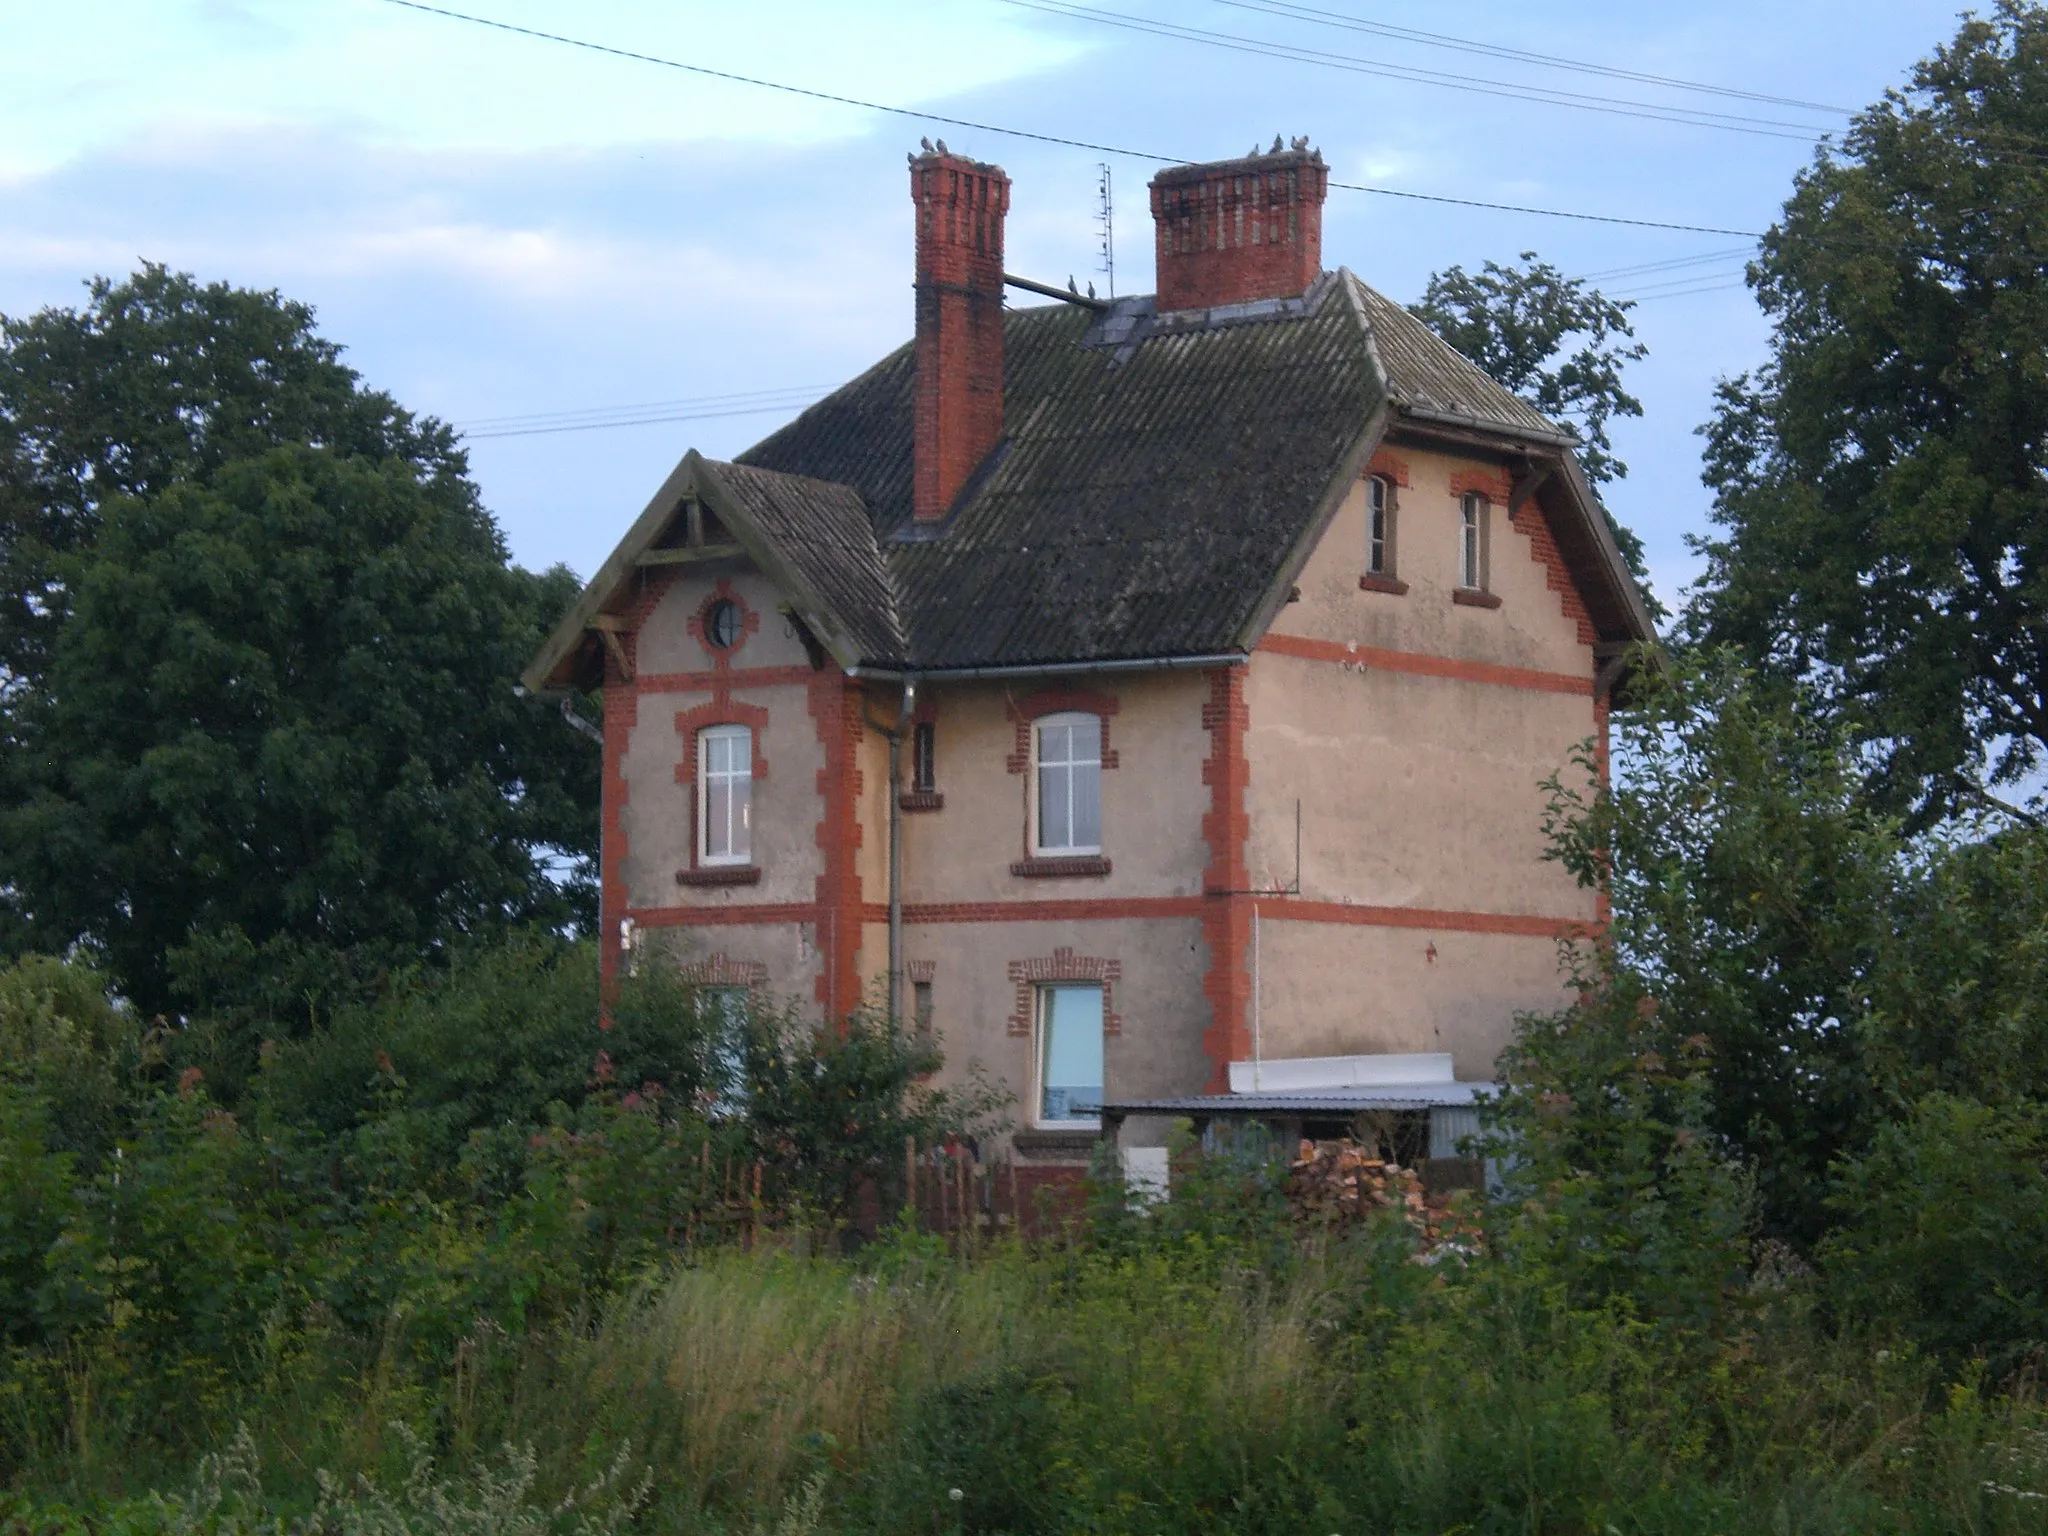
xmin=1149 ymin=142 xmax=1328 ymax=312
xmin=911 ymin=145 xmax=1010 ymax=523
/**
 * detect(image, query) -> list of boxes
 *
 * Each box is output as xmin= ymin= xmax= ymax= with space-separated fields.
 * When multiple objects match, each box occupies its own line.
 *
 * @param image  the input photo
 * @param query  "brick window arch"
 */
xmin=1007 ymin=947 xmax=1122 ymax=1037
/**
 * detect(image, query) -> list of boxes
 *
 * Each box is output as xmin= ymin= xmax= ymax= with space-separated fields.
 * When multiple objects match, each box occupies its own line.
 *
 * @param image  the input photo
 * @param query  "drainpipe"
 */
xmin=863 ymin=677 xmax=918 ymax=1023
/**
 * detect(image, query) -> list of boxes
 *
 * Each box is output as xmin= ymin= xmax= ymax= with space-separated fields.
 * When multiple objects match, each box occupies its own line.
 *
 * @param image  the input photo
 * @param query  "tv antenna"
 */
xmin=1096 ymin=162 xmax=1116 ymax=300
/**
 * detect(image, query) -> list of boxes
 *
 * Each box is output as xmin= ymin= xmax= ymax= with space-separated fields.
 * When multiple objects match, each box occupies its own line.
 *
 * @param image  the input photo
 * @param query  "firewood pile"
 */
xmin=1286 ymin=1139 xmax=1482 ymax=1255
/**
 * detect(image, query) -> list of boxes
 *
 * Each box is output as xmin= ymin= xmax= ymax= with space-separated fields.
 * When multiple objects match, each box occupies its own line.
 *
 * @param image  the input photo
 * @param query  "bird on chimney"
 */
xmin=935 ymin=138 xmax=949 ymax=153
xmin=1291 ymin=135 xmax=1310 ymax=151
xmin=1271 ymin=134 xmax=1284 ymax=153
xmin=920 ymin=136 xmax=934 ymax=153
xmin=1248 ymin=144 xmax=1260 ymax=157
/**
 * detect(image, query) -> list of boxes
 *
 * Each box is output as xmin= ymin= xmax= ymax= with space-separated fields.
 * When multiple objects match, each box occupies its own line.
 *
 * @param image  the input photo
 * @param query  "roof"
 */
xmin=1102 ymin=1082 xmax=1494 ymax=1118
xmin=526 ymin=269 xmax=1655 ymax=690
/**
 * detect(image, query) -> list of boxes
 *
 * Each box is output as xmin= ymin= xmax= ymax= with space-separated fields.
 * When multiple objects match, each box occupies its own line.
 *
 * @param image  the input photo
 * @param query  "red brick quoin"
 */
xmin=1006 ymin=948 xmax=1123 ymax=1038
xmin=1199 ymin=666 xmax=1252 ymax=1090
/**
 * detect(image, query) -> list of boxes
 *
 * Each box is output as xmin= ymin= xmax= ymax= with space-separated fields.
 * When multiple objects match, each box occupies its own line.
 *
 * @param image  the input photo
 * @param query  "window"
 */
xmin=1033 ymin=713 xmax=1102 ymax=856
xmin=704 ymin=985 xmax=749 ymax=1115
xmin=1037 ymin=983 xmax=1104 ymax=1126
xmin=912 ymin=979 xmax=935 ymax=1046
xmin=911 ymin=720 xmax=937 ymax=793
xmin=1459 ymin=492 xmax=1488 ymax=591
xmin=1366 ymin=474 xmax=1392 ymax=576
xmin=704 ymin=598 xmax=744 ymax=650
xmin=698 ymin=724 xmax=753 ymax=865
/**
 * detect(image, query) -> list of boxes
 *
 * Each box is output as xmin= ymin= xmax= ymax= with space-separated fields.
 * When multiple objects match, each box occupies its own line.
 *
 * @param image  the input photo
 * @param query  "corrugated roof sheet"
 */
xmin=741 ymin=272 xmax=1385 ymax=667
xmin=707 ymin=461 xmax=905 ymax=660
xmin=1346 ymin=277 xmax=1568 ymax=441
xmin=526 ymin=266 xmax=1648 ymax=684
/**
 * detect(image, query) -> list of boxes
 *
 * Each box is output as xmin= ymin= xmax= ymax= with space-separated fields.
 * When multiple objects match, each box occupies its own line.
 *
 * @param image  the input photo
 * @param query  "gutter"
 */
xmin=847 ymin=652 xmax=1247 ymax=684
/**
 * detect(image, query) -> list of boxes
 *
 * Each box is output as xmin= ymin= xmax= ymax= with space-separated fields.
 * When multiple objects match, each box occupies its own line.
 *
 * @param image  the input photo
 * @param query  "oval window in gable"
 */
xmin=705 ymin=598 xmax=743 ymax=650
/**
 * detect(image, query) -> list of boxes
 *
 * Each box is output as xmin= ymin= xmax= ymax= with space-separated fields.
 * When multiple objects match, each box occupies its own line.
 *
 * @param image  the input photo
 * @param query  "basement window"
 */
xmin=1037 ymin=983 xmax=1105 ymax=1127
xmin=698 ymin=724 xmax=753 ymax=865
xmin=1033 ymin=713 xmax=1102 ymax=856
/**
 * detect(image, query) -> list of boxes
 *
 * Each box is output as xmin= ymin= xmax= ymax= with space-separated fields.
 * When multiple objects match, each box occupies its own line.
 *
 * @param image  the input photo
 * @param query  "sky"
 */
xmin=0 ymin=0 xmax=1974 ymax=614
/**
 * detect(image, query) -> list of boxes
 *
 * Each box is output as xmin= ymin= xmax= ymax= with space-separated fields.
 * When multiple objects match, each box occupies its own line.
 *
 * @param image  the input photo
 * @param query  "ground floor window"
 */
xmin=704 ymin=985 xmax=750 ymax=1114
xmin=1037 ymin=982 xmax=1104 ymax=1126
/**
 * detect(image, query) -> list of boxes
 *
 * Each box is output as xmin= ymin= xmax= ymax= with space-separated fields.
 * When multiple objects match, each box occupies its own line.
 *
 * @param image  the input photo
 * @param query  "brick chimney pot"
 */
xmin=1149 ymin=145 xmax=1328 ymax=313
xmin=911 ymin=149 xmax=1011 ymax=523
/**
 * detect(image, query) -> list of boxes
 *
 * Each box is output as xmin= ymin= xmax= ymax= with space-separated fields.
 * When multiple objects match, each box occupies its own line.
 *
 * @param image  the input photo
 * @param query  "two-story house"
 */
xmin=523 ymin=140 xmax=1654 ymax=1170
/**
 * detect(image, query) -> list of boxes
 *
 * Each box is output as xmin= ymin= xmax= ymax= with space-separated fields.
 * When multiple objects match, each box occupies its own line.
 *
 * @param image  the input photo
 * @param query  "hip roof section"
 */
xmin=526 ymin=269 xmax=1654 ymax=690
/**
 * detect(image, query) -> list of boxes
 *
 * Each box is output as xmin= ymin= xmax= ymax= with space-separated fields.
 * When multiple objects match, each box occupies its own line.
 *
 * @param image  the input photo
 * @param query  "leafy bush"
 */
xmin=1822 ymin=1094 xmax=2048 ymax=1371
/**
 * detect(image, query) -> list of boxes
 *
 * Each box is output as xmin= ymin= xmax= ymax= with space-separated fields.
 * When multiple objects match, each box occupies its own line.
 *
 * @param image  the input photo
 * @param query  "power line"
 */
xmin=457 ymin=385 xmax=829 ymax=434
xmin=1202 ymin=0 xmax=1854 ymax=116
xmin=462 ymin=402 xmax=822 ymax=440
xmin=374 ymin=0 xmax=1767 ymax=239
xmin=1004 ymin=0 xmax=1829 ymax=141
xmin=1581 ymin=246 xmax=1755 ymax=281
xmin=1623 ymin=278 xmax=1753 ymax=303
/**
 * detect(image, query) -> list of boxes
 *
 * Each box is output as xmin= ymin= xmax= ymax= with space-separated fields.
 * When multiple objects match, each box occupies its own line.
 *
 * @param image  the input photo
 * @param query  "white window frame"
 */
xmin=1459 ymin=492 xmax=1489 ymax=592
xmin=697 ymin=723 xmax=754 ymax=866
xmin=1035 ymin=982 xmax=1105 ymax=1129
xmin=1032 ymin=712 xmax=1103 ymax=857
xmin=1366 ymin=474 xmax=1393 ymax=576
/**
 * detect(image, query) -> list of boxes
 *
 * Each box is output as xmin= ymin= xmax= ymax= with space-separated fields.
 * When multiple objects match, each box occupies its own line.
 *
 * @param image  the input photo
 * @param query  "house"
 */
xmin=523 ymin=141 xmax=1655 ymax=1171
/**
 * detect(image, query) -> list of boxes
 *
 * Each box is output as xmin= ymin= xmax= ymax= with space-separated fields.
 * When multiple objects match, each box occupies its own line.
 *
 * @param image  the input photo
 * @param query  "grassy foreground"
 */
xmin=7 ymin=1223 xmax=2047 ymax=1535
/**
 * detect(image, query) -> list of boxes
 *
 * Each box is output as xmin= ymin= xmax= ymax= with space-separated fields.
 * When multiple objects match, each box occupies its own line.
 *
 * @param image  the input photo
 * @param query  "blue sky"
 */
xmin=0 ymin=0 xmax=1969 ymax=613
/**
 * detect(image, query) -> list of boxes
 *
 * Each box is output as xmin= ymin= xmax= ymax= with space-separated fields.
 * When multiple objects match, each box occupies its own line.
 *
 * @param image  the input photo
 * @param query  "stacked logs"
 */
xmin=1285 ymin=1139 xmax=1482 ymax=1255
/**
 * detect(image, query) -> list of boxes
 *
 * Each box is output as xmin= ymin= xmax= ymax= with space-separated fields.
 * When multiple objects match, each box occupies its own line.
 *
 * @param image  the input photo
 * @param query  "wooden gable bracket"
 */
xmin=590 ymin=614 xmax=634 ymax=683
xmin=1509 ymin=461 xmax=1555 ymax=515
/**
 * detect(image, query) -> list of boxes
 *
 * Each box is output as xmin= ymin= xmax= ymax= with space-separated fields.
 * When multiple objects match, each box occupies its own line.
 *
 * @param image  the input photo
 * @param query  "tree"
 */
xmin=1541 ymin=650 xmax=2048 ymax=1245
xmin=0 ymin=444 xmax=596 ymax=1020
xmin=1686 ymin=4 xmax=2048 ymax=821
xmin=1411 ymin=253 xmax=1659 ymax=614
xmin=0 ymin=265 xmax=466 ymax=712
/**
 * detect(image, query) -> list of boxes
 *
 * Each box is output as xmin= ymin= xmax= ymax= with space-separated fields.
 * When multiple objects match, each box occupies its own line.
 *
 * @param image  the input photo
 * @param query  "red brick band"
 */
xmin=627 ymin=895 xmax=1586 ymax=939
xmin=1257 ymin=632 xmax=1592 ymax=696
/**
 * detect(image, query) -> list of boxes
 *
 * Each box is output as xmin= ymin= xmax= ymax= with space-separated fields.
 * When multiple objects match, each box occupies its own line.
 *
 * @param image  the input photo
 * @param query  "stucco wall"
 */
xmin=1243 ymin=650 xmax=1599 ymax=918
xmin=902 ymin=915 xmax=1210 ymax=1145
xmin=617 ymin=562 xmax=827 ymax=915
xmin=1273 ymin=444 xmax=1595 ymax=677
xmin=894 ymin=672 xmax=1212 ymax=903
xmin=1245 ymin=918 xmax=1577 ymax=1080
xmin=635 ymin=568 xmax=814 ymax=675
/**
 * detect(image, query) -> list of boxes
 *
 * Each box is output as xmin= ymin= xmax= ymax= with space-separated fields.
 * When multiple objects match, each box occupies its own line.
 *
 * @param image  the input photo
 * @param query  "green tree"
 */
xmin=1686 ymin=4 xmax=2048 ymax=820
xmin=1542 ymin=650 xmax=2048 ymax=1244
xmin=0 ymin=444 xmax=595 ymax=1021
xmin=0 ymin=265 xmax=465 ymax=711
xmin=1412 ymin=252 xmax=1658 ymax=613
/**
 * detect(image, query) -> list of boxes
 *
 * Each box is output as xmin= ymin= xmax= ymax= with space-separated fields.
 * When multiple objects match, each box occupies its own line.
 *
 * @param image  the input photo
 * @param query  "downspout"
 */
xmin=862 ymin=677 xmax=918 ymax=1023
